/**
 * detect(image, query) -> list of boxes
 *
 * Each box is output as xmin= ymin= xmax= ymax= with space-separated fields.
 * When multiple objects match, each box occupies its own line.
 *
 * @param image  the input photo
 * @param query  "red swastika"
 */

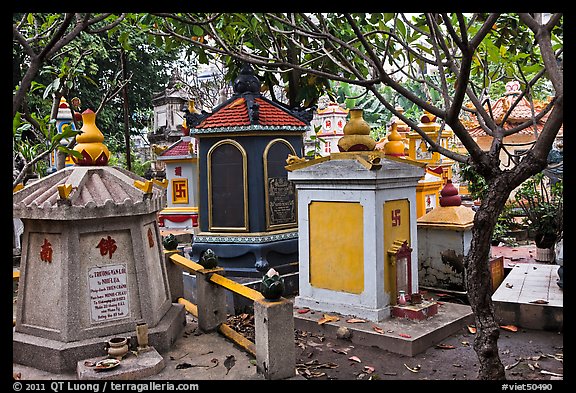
xmin=173 ymin=181 xmax=188 ymax=200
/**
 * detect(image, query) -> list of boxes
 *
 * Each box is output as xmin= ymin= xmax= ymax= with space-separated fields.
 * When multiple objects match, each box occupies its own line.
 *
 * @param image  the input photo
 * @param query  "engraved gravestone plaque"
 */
xmin=268 ymin=177 xmax=296 ymax=226
xmin=265 ymin=142 xmax=296 ymax=228
xmin=88 ymin=264 xmax=130 ymax=323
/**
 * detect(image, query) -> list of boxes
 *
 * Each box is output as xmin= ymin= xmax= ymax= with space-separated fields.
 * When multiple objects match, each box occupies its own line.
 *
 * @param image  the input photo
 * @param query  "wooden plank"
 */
xmin=177 ymin=297 xmax=198 ymax=318
xmin=209 ymin=274 xmax=263 ymax=301
xmin=218 ymin=323 xmax=256 ymax=357
xmin=169 ymin=254 xmax=203 ymax=274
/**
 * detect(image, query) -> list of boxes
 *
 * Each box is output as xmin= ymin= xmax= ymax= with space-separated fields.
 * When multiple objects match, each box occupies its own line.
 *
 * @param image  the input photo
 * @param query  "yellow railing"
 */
xmin=168 ymin=252 xmax=260 ymax=357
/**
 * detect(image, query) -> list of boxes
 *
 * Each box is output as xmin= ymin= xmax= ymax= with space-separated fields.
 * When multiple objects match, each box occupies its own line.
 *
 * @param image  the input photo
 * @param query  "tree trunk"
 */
xmin=465 ymin=179 xmax=511 ymax=380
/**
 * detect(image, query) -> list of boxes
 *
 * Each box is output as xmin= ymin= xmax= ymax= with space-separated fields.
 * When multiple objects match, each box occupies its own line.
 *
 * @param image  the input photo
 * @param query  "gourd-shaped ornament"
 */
xmin=439 ymin=180 xmax=461 ymax=207
xmin=73 ymin=109 xmax=110 ymax=166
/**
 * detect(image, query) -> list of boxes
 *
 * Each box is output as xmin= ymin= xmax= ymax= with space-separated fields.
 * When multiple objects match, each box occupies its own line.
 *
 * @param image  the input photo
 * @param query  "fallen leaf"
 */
xmin=332 ymin=348 xmax=349 ymax=355
xmin=349 ymin=356 xmax=362 ymax=363
xmin=404 ymin=363 xmax=421 ymax=373
xmin=453 ymin=364 xmax=462 ymax=368
xmin=530 ymin=300 xmax=549 ymax=304
xmin=318 ymin=314 xmax=340 ymax=325
xmin=505 ymin=360 xmax=520 ymax=370
xmin=500 ymin=325 xmax=518 ymax=332
xmin=435 ymin=343 xmax=456 ymax=349
xmin=398 ymin=333 xmax=412 ymax=338
xmin=467 ymin=325 xmax=477 ymax=334
xmin=541 ymin=370 xmax=563 ymax=377
xmin=528 ymin=363 xmax=535 ymax=371
xmin=505 ymin=283 xmax=514 ymax=288
xmin=316 ymin=362 xmax=339 ymax=369
xmin=461 ymin=341 xmax=470 ymax=346
xmin=364 ymin=365 xmax=375 ymax=374
xmin=297 ymin=308 xmax=310 ymax=314
xmin=176 ymin=362 xmax=193 ymax=369
xmin=346 ymin=318 xmax=367 ymax=323
xmin=224 ymin=355 xmax=236 ymax=375
xmin=372 ymin=325 xmax=385 ymax=335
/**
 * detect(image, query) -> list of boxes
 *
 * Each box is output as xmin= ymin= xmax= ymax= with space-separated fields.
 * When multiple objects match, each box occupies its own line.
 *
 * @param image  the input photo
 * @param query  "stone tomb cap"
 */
xmin=287 ymin=152 xmax=425 ymax=184
xmin=13 ymin=165 xmax=166 ymax=220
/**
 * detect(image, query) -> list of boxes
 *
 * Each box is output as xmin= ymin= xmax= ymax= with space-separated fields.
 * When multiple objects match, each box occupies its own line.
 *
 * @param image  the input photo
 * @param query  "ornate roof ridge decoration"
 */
xmin=317 ymin=101 xmax=349 ymax=115
xmin=188 ymin=63 xmax=313 ymax=135
xmin=462 ymin=80 xmax=563 ymax=137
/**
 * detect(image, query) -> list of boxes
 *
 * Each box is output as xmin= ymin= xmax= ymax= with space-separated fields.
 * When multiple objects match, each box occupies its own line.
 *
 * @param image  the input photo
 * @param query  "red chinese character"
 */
xmin=391 ymin=209 xmax=401 ymax=227
xmin=96 ymin=236 xmax=117 ymax=259
xmin=40 ymin=238 xmax=53 ymax=263
xmin=325 ymin=120 xmax=331 ymax=129
xmin=147 ymin=227 xmax=155 ymax=248
xmin=174 ymin=166 xmax=182 ymax=176
xmin=337 ymin=120 xmax=343 ymax=129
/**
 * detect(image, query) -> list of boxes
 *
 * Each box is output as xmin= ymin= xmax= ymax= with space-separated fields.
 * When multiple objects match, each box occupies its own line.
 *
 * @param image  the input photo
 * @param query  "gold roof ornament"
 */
xmin=72 ymin=109 xmax=110 ymax=166
xmin=384 ymin=122 xmax=405 ymax=157
xmin=337 ymin=108 xmax=376 ymax=152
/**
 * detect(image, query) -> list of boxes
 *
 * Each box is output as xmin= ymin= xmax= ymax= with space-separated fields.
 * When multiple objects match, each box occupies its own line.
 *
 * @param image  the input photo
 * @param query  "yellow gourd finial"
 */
xmin=384 ymin=122 xmax=405 ymax=157
xmin=72 ymin=109 xmax=110 ymax=166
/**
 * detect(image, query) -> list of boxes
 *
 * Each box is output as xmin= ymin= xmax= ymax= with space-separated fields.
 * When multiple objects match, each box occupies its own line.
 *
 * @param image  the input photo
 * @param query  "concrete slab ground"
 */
xmin=492 ymin=263 xmax=563 ymax=331
xmin=293 ymin=300 xmax=474 ymax=357
xmin=13 ymin=314 xmax=266 ymax=381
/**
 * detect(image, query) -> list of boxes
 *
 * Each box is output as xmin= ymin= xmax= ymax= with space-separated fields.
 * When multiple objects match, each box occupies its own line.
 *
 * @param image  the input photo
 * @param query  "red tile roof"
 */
xmin=194 ymin=96 xmax=308 ymax=132
xmin=463 ymin=95 xmax=563 ymax=138
xmin=158 ymin=139 xmax=193 ymax=159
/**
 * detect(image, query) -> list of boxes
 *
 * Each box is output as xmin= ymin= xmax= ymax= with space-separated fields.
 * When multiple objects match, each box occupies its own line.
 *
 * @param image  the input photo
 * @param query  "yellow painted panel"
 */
xmin=309 ymin=201 xmax=364 ymax=294
xmin=383 ymin=199 xmax=411 ymax=299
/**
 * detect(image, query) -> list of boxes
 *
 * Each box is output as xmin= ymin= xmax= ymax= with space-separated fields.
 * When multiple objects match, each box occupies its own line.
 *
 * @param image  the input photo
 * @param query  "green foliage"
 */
xmin=514 ymin=173 xmax=563 ymax=248
xmin=305 ymin=125 xmax=326 ymax=158
xmin=457 ymin=162 xmax=488 ymax=201
xmin=112 ymin=152 xmax=151 ymax=178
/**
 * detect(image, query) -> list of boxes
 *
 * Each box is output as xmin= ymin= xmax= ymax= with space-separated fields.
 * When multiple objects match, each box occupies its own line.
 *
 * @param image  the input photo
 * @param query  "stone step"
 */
xmin=293 ymin=301 xmax=474 ymax=357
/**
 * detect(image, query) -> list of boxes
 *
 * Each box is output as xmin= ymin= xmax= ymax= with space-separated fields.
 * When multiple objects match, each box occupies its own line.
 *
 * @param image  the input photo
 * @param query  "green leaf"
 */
xmin=396 ymin=19 xmax=406 ymax=37
xmin=58 ymin=146 xmax=83 ymax=159
xmin=192 ymin=25 xmax=204 ymax=36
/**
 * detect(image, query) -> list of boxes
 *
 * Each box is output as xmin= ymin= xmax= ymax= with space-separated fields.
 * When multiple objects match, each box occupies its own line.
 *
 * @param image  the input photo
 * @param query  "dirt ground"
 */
xmin=292 ymin=324 xmax=563 ymax=381
xmin=227 ymin=309 xmax=564 ymax=382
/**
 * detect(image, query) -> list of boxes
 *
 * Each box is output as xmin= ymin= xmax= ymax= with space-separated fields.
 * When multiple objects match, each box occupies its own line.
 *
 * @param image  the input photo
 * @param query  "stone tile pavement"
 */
xmin=492 ymin=263 xmax=563 ymax=331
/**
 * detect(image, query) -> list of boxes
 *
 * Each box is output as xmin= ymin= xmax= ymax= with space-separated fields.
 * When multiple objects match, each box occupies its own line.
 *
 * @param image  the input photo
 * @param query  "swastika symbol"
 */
xmin=173 ymin=180 xmax=188 ymax=201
